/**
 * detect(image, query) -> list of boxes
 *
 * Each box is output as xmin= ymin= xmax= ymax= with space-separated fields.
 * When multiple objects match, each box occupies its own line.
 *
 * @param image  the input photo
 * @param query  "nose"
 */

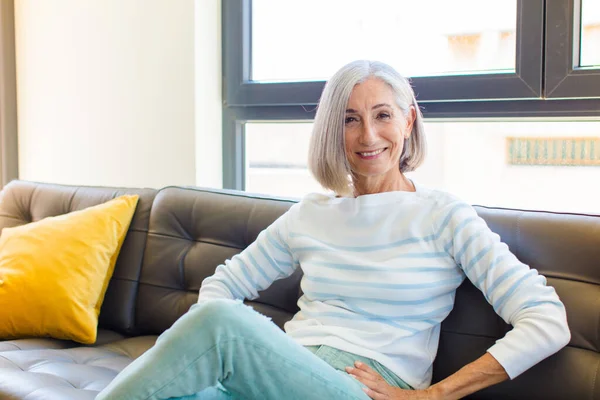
xmin=359 ymin=119 xmax=377 ymax=146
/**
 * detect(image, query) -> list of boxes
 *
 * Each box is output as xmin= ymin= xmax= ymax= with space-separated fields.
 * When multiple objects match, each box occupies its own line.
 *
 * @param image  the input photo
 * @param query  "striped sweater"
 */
xmin=198 ymin=183 xmax=570 ymax=389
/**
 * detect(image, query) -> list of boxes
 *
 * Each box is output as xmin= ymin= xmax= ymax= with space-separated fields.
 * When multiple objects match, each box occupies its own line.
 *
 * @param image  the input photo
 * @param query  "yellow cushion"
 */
xmin=0 ymin=195 xmax=139 ymax=344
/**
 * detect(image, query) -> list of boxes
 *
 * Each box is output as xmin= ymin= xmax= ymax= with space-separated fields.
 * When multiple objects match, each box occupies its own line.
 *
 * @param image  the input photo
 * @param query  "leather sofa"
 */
xmin=0 ymin=180 xmax=597 ymax=399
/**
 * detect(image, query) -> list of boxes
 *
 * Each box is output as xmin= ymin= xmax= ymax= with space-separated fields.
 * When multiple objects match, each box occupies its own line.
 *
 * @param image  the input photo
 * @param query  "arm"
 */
xmin=198 ymin=209 xmax=297 ymax=302
xmin=432 ymin=200 xmax=570 ymax=390
xmin=426 ymin=353 xmax=507 ymax=399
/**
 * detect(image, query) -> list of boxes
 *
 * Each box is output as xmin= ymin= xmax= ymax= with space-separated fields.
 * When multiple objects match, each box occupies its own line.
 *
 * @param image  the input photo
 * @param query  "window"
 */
xmin=223 ymin=0 xmax=600 ymax=213
xmin=224 ymin=0 xmax=545 ymax=106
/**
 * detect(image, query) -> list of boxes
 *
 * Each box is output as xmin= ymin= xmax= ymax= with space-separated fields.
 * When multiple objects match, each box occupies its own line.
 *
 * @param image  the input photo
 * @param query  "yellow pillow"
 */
xmin=0 ymin=194 xmax=139 ymax=344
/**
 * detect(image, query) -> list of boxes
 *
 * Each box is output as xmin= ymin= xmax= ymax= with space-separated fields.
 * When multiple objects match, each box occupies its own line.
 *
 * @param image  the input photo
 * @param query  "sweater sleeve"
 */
xmin=197 ymin=208 xmax=297 ymax=303
xmin=433 ymin=199 xmax=571 ymax=379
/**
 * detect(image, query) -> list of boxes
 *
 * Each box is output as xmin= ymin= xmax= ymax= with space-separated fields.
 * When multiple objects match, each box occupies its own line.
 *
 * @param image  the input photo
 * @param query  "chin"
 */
xmin=354 ymin=169 xmax=389 ymax=178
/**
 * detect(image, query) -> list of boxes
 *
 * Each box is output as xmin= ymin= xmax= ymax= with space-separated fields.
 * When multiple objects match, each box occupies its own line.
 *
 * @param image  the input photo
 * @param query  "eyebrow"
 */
xmin=345 ymin=103 xmax=391 ymax=113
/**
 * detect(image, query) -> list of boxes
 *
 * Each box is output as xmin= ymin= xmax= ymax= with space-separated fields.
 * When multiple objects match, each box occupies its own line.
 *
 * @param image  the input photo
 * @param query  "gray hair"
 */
xmin=308 ymin=60 xmax=426 ymax=196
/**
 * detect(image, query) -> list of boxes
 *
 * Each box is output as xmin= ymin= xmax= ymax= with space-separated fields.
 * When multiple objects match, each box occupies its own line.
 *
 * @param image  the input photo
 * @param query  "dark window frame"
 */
xmin=222 ymin=0 xmax=600 ymax=190
xmin=544 ymin=0 xmax=600 ymax=98
xmin=223 ymin=0 xmax=546 ymax=106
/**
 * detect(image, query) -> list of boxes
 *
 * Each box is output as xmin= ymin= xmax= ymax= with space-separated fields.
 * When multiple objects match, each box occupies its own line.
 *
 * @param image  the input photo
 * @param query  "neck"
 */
xmin=352 ymin=170 xmax=414 ymax=197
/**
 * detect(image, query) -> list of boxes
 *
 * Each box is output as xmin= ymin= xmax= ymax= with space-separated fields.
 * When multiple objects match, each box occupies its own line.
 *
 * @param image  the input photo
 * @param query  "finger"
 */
xmin=345 ymin=366 xmax=378 ymax=380
xmin=354 ymin=361 xmax=382 ymax=377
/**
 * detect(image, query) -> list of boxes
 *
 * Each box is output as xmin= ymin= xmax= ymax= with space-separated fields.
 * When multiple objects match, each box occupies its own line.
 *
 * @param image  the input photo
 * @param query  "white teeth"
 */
xmin=359 ymin=149 xmax=384 ymax=157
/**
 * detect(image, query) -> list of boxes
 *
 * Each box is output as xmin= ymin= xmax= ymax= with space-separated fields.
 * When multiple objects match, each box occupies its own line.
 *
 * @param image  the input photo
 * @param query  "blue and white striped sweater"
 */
xmin=198 ymin=184 xmax=570 ymax=389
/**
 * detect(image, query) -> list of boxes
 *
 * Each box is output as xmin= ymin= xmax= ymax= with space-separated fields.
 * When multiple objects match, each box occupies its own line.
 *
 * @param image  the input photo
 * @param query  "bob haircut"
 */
xmin=308 ymin=60 xmax=426 ymax=196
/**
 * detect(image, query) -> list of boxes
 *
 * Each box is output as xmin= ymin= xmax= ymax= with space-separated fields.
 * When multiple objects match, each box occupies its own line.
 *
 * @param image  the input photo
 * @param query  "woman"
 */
xmin=98 ymin=60 xmax=570 ymax=400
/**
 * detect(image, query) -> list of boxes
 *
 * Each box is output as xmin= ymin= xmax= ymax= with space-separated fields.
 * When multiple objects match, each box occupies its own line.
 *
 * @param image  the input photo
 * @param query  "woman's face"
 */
xmin=344 ymin=78 xmax=415 ymax=182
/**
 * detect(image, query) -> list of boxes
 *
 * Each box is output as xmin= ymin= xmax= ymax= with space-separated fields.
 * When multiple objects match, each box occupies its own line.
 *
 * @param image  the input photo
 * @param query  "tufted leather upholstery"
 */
xmin=0 ymin=335 xmax=157 ymax=399
xmin=0 ymin=180 xmax=598 ymax=399
xmin=134 ymin=187 xmax=300 ymax=335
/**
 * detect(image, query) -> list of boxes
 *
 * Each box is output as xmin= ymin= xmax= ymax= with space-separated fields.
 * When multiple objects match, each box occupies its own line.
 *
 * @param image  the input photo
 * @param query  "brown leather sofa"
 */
xmin=0 ymin=180 xmax=597 ymax=399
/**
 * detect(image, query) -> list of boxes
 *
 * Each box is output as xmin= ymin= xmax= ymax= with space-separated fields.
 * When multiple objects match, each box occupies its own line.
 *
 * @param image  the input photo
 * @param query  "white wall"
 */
xmin=195 ymin=0 xmax=222 ymax=189
xmin=14 ymin=0 xmax=202 ymax=189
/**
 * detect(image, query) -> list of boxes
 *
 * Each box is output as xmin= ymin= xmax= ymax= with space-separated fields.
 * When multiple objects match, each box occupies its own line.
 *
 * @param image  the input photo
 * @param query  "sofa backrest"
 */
xmin=0 ymin=180 xmax=157 ymax=334
xmin=1 ymin=181 xmax=598 ymax=399
xmin=133 ymin=187 xmax=299 ymax=334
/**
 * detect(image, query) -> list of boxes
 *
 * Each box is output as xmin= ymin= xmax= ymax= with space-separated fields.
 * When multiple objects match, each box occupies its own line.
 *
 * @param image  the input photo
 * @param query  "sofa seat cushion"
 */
xmin=0 ymin=335 xmax=157 ymax=399
xmin=0 ymin=329 xmax=128 ymax=353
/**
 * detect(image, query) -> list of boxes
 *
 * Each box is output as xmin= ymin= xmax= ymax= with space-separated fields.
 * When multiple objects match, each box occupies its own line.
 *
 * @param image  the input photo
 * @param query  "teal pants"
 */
xmin=97 ymin=299 xmax=411 ymax=400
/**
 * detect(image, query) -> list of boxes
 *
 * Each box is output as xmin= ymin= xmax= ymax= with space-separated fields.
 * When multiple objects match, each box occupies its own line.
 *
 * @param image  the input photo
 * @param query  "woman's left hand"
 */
xmin=346 ymin=362 xmax=438 ymax=400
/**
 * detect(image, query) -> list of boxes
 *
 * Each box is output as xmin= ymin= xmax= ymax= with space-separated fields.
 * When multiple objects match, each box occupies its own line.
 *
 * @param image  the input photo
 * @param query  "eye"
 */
xmin=345 ymin=116 xmax=358 ymax=124
xmin=377 ymin=112 xmax=391 ymax=120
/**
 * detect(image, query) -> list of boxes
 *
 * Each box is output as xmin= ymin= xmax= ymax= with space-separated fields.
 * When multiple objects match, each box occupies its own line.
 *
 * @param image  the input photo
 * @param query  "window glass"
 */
xmin=245 ymin=122 xmax=323 ymax=197
xmin=251 ymin=0 xmax=517 ymax=82
xmin=245 ymin=120 xmax=600 ymax=214
xmin=580 ymin=0 xmax=600 ymax=67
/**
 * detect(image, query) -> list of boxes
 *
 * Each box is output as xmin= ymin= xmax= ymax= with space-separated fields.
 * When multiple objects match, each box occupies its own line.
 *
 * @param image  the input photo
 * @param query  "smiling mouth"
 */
xmin=357 ymin=148 xmax=387 ymax=158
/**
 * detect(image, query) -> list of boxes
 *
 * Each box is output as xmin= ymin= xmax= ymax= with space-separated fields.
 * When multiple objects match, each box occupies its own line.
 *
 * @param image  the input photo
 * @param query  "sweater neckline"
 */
xmin=310 ymin=181 xmax=423 ymax=206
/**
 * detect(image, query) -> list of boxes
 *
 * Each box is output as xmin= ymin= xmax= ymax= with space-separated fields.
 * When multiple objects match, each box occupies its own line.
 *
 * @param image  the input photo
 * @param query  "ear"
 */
xmin=405 ymin=106 xmax=416 ymax=139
